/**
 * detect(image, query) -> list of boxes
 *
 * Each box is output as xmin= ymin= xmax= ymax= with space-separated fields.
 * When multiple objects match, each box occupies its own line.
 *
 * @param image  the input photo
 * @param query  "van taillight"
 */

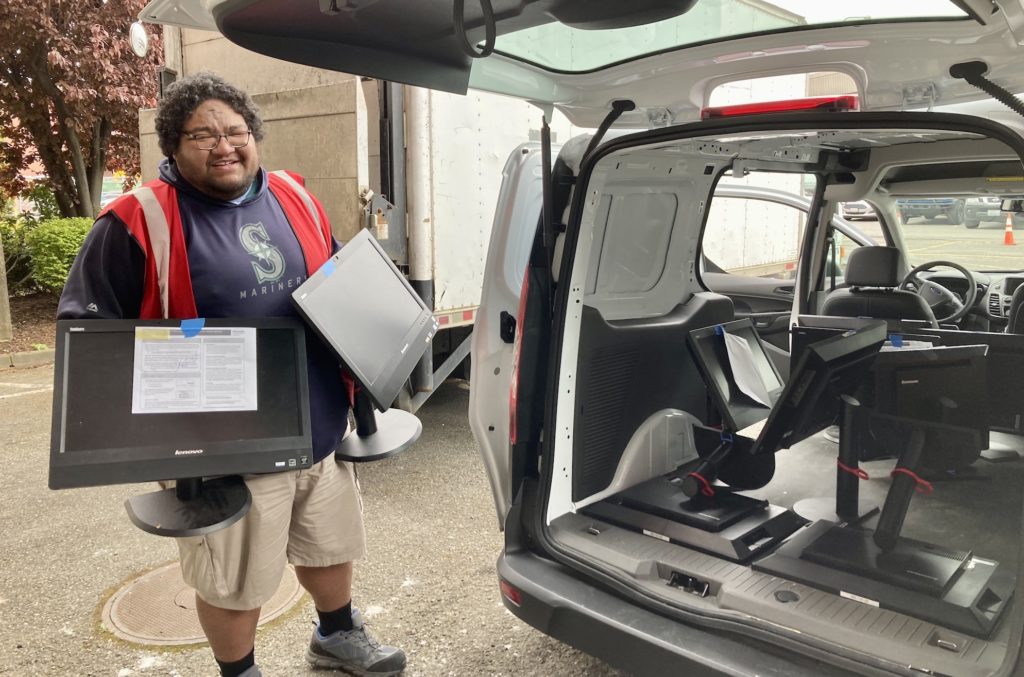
xmin=499 ymin=578 xmax=523 ymax=607
xmin=509 ymin=266 xmax=530 ymax=446
xmin=701 ymin=95 xmax=859 ymax=119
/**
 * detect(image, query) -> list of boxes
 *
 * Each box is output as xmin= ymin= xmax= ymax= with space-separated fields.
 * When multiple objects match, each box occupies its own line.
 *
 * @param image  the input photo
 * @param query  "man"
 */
xmin=58 ymin=72 xmax=406 ymax=677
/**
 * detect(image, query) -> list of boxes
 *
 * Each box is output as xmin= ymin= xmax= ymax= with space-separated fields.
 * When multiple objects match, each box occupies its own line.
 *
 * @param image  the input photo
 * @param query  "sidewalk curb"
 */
xmin=4 ymin=348 xmax=55 ymax=369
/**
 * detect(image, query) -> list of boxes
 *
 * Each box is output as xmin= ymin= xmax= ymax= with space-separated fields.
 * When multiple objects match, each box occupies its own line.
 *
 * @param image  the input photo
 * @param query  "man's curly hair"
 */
xmin=154 ymin=71 xmax=265 ymax=158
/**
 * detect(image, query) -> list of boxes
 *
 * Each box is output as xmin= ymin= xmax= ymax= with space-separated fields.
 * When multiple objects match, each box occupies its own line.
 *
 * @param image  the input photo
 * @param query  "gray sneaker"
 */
xmin=306 ymin=609 xmax=406 ymax=676
xmin=237 ymin=666 xmax=263 ymax=677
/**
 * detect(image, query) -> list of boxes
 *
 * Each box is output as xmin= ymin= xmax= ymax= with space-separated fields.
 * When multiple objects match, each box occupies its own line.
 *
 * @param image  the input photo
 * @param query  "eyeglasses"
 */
xmin=182 ymin=130 xmax=252 ymax=151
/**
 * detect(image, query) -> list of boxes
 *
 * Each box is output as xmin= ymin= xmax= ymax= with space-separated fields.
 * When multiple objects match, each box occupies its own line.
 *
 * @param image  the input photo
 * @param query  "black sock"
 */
xmin=317 ymin=600 xmax=354 ymax=635
xmin=216 ymin=647 xmax=255 ymax=677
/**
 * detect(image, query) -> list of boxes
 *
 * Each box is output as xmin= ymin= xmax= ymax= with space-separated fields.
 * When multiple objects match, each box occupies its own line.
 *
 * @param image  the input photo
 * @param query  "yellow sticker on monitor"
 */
xmin=135 ymin=328 xmax=171 ymax=341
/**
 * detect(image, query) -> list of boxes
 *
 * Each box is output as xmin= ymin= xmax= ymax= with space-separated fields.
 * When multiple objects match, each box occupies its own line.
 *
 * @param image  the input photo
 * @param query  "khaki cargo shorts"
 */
xmin=174 ymin=453 xmax=366 ymax=611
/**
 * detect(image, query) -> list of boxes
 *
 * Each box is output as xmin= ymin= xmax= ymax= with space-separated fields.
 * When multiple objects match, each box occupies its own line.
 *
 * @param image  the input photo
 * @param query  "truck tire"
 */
xmin=965 ymin=218 xmax=980 ymax=228
xmin=945 ymin=204 xmax=964 ymax=225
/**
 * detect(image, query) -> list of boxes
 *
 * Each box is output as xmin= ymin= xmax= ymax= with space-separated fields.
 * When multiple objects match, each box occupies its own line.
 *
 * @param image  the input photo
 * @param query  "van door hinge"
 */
xmin=500 ymin=311 xmax=516 ymax=344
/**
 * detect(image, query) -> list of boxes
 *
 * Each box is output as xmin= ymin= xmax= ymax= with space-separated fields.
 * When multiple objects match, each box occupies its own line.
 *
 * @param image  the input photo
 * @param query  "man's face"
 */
xmin=172 ymin=98 xmax=259 ymax=201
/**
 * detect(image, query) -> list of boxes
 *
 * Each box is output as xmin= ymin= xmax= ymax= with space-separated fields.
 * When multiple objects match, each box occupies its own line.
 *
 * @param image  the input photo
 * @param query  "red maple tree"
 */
xmin=0 ymin=0 xmax=163 ymax=218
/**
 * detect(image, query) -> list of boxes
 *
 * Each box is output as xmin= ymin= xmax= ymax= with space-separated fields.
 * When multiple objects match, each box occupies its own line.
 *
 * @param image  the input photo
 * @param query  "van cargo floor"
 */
xmin=552 ymin=429 xmax=1022 ymax=677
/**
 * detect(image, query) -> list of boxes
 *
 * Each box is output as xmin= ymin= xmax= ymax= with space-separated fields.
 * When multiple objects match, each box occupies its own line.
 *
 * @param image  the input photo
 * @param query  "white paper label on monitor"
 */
xmin=131 ymin=327 xmax=258 ymax=414
xmin=723 ymin=332 xmax=773 ymax=407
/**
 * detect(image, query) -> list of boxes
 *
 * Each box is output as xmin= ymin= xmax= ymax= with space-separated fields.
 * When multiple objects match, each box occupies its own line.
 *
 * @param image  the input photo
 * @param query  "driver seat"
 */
xmin=821 ymin=246 xmax=938 ymax=327
xmin=1007 ymin=284 xmax=1024 ymax=334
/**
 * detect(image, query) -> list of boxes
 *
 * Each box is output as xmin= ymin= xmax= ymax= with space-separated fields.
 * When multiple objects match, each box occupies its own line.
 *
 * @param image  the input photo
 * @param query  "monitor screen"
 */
xmin=688 ymin=319 xmax=786 ymax=432
xmin=49 ymin=317 xmax=312 ymax=489
xmin=929 ymin=329 xmax=1024 ymax=434
xmin=861 ymin=344 xmax=989 ymax=468
xmin=751 ymin=320 xmax=887 ymax=455
xmin=292 ymin=230 xmax=438 ymax=410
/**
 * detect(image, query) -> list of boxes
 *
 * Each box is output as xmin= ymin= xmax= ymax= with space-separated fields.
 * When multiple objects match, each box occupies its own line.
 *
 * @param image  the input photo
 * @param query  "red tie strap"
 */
xmin=891 ymin=467 xmax=933 ymax=494
xmin=837 ymin=459 xmax=870 ymax=480
xmin=686 ymin=472 xmax=715 ymax=497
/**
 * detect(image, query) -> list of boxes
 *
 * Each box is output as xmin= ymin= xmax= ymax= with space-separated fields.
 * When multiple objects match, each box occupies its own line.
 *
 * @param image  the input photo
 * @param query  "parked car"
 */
xmin=141 ymin=2 xmax=1024 ymax=676
xmin=840 ymin=200 xmax=875 ymax=220
xmin=964 ymin=196 xmax=1024 ymax=228
xmin=896 ymin=197 xmax=965 ymax=224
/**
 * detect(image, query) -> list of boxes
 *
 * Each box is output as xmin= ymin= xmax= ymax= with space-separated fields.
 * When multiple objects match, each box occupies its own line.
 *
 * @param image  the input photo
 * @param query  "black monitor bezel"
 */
xmin=688 ymin=318 xmax=786 ymax=432
xmin=291 ymin=230 xmax=437 ymax=411
xmin=49 ymin=317 xmax=313 ymax=489
xmin=751 ymin=320 xmax=887 ymax=455
xmin=928 ymin=328 xmax=1024 ymax=434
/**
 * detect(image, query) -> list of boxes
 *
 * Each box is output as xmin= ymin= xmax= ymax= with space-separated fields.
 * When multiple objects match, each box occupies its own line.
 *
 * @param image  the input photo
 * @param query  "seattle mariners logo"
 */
xmin=239 ymin=222 xmax=285 ymax=283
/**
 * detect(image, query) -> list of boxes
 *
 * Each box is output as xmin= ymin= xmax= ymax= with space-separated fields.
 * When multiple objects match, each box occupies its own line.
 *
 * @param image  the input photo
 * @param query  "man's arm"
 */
xmin=57 ymin=213 xmax=146 ymax=320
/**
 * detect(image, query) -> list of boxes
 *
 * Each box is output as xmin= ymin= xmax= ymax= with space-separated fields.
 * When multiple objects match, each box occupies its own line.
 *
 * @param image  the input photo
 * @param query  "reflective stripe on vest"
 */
xmin=132 ymin=186 xmax=171 ymax=319
xmin=270 ymin=170 xmax=321 ymax=232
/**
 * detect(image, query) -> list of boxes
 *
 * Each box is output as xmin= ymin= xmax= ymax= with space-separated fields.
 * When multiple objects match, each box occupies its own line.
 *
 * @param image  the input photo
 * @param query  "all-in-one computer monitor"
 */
xmin=49 ymin=317 xmax=313 ymax=536
xmin=688 ymin=319 xmax=786 ymax=432
xmin=292 ymin=229 xmax=438 ymax=412
xmin=49 ymin=317 xmax=312 ymax=490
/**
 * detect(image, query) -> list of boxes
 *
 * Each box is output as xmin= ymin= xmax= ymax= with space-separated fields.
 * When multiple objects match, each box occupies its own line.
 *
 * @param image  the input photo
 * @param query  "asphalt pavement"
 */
xmin=0 ymin=365 xmax=624 ymax=677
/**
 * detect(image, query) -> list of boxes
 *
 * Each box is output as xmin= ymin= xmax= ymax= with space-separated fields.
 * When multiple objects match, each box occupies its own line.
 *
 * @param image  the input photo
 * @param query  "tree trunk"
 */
xmin=0 ymin=236 xmax=12 ymax=343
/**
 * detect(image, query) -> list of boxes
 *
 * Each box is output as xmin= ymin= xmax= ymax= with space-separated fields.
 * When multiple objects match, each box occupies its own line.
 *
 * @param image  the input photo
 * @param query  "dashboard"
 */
xmin=988 ymin=275 xmax=1024 ymax=319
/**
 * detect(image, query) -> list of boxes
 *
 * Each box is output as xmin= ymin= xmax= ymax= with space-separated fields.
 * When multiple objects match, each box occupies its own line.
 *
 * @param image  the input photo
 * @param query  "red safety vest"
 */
xmin=102 ymin=170 xmax=333 ymax=320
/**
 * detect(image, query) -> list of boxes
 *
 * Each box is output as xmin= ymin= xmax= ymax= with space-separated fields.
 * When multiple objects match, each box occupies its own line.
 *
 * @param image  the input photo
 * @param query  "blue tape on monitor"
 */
xmin=889 ymin=334 xmax=904 ymax=348
xmin=180 ymin=318 xmax=205 ymax=338
xmin=322 ymin=259 xmax=336 ymax=277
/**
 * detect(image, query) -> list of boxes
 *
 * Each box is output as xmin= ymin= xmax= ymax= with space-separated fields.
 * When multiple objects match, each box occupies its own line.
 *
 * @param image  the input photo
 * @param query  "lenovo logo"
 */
xmin=174 ymin=448 xmax=204 ymax=456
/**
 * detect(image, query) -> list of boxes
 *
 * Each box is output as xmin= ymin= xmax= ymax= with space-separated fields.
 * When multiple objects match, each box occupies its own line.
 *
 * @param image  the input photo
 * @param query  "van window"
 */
xmin=593 ymin=192 xmax=677 ymax=294
xmin=702 ymin=176 xmax=813 ymax=281
xmin=709 ymin=71 xmax=858 ymax=107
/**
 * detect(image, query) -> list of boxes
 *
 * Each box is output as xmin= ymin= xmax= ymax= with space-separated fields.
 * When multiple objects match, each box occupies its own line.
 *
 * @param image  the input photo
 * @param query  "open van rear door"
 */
xmin=468 ymin=142 xmax=549 ymax=523
xmin=141 ymin=0 xmax=1024 ymax=128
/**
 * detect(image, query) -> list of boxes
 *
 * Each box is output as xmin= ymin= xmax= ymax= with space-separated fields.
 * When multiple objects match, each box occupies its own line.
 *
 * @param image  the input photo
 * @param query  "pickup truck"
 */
xmin=896 ymin=197 xmax=965 ymax=224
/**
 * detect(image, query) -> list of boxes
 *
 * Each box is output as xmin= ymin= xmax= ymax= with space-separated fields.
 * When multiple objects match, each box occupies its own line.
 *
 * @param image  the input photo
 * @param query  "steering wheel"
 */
xmin=898 ymin=260 xmax=977 ymax=325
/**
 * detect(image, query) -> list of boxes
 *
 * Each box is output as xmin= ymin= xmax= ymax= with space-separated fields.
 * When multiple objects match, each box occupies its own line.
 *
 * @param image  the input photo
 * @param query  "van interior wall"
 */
xmin=546 ymin=145 xmax=729 ymax=518
xmin=571 ymin=293 xmax=733 ymax=501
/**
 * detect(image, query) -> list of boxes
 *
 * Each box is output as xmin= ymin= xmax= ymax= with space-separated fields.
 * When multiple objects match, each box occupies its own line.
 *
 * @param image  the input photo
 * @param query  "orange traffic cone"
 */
xmin=1005 ymin=213 xmax=1016 ymax=246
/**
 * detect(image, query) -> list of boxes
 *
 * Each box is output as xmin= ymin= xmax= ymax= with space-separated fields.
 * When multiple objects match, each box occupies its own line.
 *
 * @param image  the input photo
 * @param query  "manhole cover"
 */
xmin=101 ymin=562 xmax=305 ymax=646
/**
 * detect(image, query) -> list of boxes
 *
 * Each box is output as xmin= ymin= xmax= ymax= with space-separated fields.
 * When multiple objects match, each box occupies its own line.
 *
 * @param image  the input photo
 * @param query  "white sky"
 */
xmin=769 ymin=0 xmax=963 ymax=23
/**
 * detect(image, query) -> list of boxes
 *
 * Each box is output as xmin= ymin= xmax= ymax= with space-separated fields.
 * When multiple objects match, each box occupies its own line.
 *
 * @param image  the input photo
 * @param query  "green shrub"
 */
xmin=24 ymin=217 xmax=93 ymax=294
xmin=24 ymin=182 xmax=61 ymax=221
xmin=1 ymin=216 xmax=40 ymax=292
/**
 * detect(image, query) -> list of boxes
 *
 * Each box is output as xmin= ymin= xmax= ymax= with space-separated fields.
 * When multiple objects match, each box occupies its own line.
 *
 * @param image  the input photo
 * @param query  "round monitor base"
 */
xmin=125 ymin=476 xmax=251 ymax=538
xmin=337 ymin=409 xmax=422 ymax=462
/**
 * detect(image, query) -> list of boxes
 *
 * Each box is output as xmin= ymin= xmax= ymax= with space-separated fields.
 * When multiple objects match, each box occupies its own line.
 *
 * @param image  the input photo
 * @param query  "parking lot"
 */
xmin=0 ymin=365 xmax=624 ymax=677
xmin=902 ymin=218 xmax=1023 ymax=271
xmin=849 ymin=216 xmax=1023 ymax=271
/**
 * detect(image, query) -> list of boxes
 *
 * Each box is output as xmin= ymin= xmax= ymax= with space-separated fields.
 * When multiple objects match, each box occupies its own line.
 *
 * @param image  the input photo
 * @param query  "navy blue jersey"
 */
xmin=59 ymin=160 xmax=350 ymax=463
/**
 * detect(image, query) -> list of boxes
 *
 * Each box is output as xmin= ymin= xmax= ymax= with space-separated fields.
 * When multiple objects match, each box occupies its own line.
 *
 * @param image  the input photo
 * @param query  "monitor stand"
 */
xmin=124 ymin=476 xmax=252 ymax=538
xmin=756 ymin=425 xmax=1014 ymax=637
xmin=335 ymin=386 xmax=422 ymax=462
xmin=583 ymin=432 xmax=807 ymax=562
xmin=794 ymin=396 xmax=878 ymax=525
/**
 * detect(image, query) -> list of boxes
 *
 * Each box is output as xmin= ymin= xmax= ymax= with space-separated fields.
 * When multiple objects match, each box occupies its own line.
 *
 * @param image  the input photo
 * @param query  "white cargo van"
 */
xmin=142 ymin=2 xmax=1024 ymax=675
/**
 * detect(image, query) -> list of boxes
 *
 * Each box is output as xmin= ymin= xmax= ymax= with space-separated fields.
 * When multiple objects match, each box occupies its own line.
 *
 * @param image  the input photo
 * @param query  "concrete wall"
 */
xmin=139 ymin=28 xmax=368 ymax=241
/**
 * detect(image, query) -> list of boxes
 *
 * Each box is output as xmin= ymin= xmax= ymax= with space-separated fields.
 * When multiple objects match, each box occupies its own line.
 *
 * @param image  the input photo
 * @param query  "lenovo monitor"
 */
xmin=292 ymin=229 xmax=438 ymax=411
xmin=688 ymin=319 xmax=786 ymax=432
xmin=751 ymin=319 xmax=887 ymax=455
xmin=49 ymin=317 xmax=312 ymax=490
